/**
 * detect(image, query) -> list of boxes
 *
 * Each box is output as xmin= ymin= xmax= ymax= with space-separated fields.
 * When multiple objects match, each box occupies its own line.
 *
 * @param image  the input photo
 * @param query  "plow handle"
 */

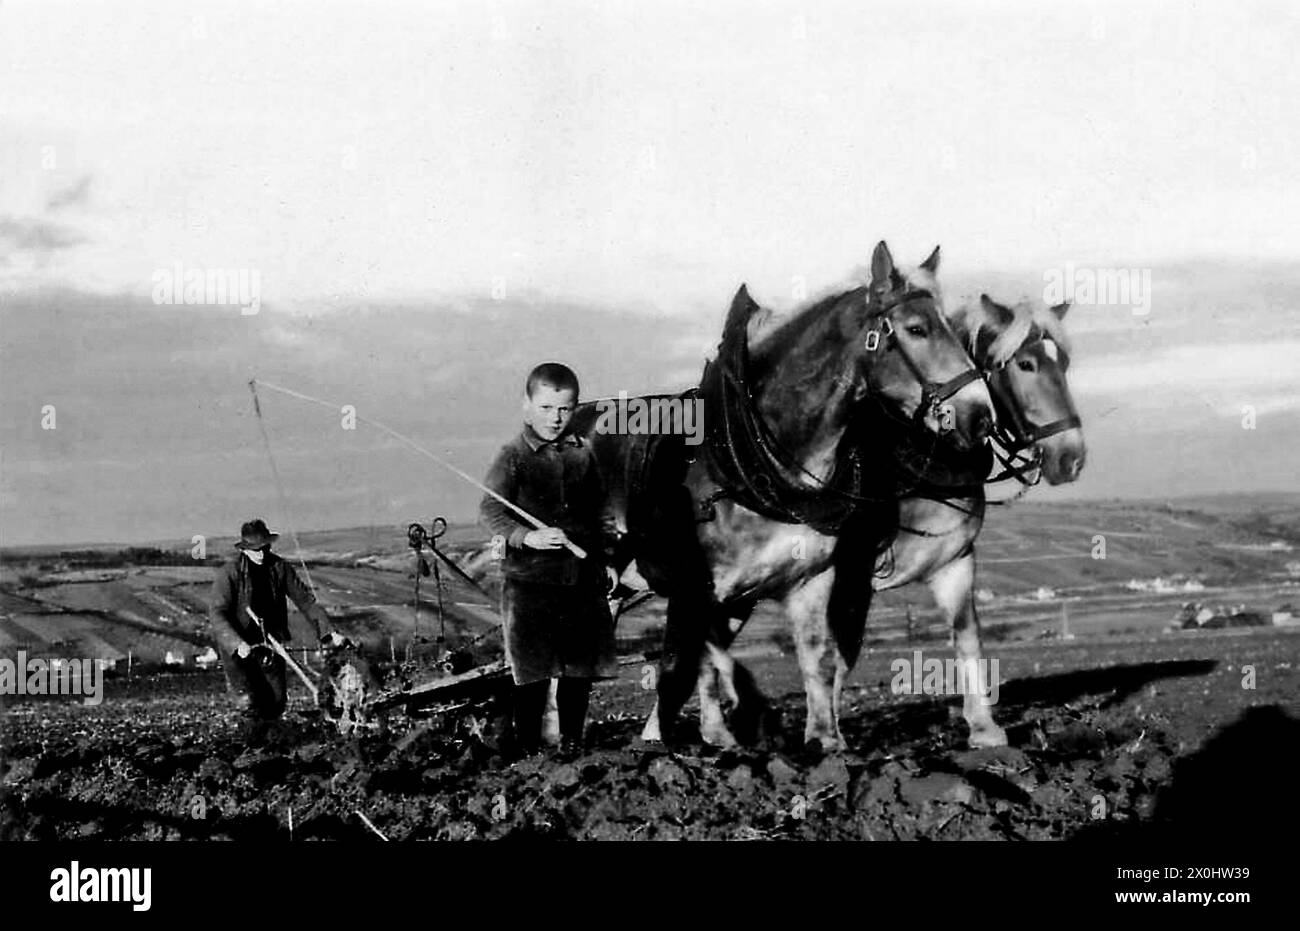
xmin=245 ymin=607 xmax=320 ymax=703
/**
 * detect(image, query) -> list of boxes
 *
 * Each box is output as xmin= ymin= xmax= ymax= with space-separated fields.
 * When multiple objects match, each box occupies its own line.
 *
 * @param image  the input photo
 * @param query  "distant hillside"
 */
xmin=2 ymin=493 xmax=1297 ymax=666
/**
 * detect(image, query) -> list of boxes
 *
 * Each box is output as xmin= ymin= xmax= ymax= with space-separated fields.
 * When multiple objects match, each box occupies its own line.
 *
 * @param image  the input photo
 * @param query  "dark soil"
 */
xmin=2 ymin=628 xmax=1296 ymax=840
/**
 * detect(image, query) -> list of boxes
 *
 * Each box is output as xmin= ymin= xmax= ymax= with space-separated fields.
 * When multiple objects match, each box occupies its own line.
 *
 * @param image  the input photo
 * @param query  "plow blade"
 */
xmin=361 ymin=650 xmax=661 ymax=717
xmin=365 ymin=659 xmax=513 ymax=713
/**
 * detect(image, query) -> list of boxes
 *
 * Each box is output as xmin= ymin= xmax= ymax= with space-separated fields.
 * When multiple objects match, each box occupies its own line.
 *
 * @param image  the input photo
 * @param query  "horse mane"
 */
xmin=747 ymin=286 xmax=858 ymax=360
xmin=744 ymin=262 xmax=938 ymax=358
xmin=950 ymin=299 xmax=1072 ymax=368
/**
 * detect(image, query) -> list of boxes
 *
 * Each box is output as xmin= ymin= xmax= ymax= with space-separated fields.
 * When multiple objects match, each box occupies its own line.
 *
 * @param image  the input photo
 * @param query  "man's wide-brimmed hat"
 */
xmin=235 ymin=518 xmax=279 ymax=550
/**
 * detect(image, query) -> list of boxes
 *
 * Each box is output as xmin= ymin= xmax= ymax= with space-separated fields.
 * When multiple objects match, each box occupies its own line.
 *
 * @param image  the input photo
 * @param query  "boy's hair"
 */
xmin=525 ymin=362 xmax=580 ymax=399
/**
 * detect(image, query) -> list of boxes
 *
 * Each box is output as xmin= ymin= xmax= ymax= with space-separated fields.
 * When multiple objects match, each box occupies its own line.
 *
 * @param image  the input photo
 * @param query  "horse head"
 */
xmin=741 ymin=241 xmax=994 ymax=468
xmin=951 ymin=294 xmax=1086 ymax=484
xmin=857 ymin=241 xmax=995 ymax=452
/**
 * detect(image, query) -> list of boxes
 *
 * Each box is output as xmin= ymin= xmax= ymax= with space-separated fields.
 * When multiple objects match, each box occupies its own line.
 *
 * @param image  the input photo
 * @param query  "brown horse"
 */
xmin=570 ymin=242 xmax=995 ymax=747
xmin=695 ymin=290 xmax=1086 ymax=750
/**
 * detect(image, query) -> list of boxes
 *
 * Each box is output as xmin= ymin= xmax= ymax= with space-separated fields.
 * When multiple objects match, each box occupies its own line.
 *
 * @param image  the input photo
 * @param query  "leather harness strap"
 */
xmin=697 ymin=285 xmax=989 ymax=532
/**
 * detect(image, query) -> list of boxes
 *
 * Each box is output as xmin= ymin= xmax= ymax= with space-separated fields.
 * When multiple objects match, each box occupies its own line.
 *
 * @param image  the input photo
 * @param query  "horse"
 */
xmin=569 ymin=241 xmax=996 ymax=748
xmin=693 ymin=289 xmax=1086 ymax=750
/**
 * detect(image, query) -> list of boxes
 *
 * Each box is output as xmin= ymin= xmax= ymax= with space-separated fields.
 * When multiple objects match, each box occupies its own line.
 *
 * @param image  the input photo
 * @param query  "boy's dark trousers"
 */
xmin=512 ymin=677 xmax=591 ymax=751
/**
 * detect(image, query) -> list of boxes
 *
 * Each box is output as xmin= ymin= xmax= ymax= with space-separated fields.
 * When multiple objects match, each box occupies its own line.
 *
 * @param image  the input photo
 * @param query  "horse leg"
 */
xmin=641 ymin=698 xmax=663 ymax=741
xmin=721 ymin=651 xmax=773 ymax=745
xmin=926 ymin=552 xmax=1006 ymax=748
xmin=642 ymin=482 xmax=721 ymax=746
xmin=645 ymin=587 xmax=713 ymax=745
xmin=786 ymin=523 xmax=880 ymax=752
xmin=648 ymin=600 xmax=742 ymax=747
xmin=786 ymin=570 xmax=845 ymax=751
xmin=688 ymin=606 xmax=761 ymax=745
xmin=697 ymin=641 xmax=739 ymax=748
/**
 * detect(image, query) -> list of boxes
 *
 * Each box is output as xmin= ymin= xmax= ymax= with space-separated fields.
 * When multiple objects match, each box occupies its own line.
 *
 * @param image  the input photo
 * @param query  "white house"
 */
xmin=194 ymin=647 xmax=219 ymax=669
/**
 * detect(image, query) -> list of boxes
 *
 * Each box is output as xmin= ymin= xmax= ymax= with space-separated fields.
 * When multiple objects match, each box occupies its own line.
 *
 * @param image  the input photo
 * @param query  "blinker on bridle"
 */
xmin=863 ymin=288 xmax=984 ymax=422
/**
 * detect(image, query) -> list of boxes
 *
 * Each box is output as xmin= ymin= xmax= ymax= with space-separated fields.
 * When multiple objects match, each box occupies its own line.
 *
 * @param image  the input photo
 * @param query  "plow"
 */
xmin=274 ymin=516 xmax=653 ymax=739
xmin=312 ymin=517 xmax=515 ymax=737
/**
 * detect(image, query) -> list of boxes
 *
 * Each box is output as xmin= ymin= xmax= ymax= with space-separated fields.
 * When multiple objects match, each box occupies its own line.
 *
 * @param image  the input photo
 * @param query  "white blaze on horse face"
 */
xmin=1042 ymin=339 xmax=1059 ymax=362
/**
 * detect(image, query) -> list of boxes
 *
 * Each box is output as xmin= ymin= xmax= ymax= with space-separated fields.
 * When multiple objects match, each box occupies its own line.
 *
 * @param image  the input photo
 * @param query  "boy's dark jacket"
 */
xmin=208 ymin=551 xmax=330 ymax=655
xmin=480 ymin=424 xmax=619 ymax=585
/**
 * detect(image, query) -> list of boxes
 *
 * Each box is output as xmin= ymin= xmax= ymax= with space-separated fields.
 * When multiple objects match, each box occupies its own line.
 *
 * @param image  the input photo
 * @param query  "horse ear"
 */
xmin=725 ymin=284 xmax=761 ymax=333
xmin=870 ymin=241 xmax=895 ymax=289
xmin=980 ymin=293 xmax=1014 ymax=324
xmin=1049 ymin=301 xmax=1071 ymax=320
xmin=731 ymin=284 xmax=759 ymax=316
xmin=920 ymin=245 xmax=941 ymax=274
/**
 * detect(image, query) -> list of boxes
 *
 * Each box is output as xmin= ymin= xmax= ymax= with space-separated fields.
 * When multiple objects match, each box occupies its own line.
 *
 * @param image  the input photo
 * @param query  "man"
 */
xmin=208 ymin=519 xmax=333 ymax=730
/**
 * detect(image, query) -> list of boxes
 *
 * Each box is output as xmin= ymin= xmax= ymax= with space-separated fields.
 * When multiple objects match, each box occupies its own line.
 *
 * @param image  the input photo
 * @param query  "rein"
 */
xmin=896 ymin=321 xmax=1084 ymax=518
xmin=983 ymin=331 xmax=1081 ymax=490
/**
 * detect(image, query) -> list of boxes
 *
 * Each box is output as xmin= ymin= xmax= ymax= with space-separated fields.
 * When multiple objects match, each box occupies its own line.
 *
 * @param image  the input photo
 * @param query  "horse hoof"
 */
xmin=803 ymin=730 xmax=846 ymax=754
xmin=701 ymin=726 xmax=739 ymax=749
xmin=967 ymin=725 xmax=1008 ymax=749
xmin=640 ymin=719 xmax=663 ymax=743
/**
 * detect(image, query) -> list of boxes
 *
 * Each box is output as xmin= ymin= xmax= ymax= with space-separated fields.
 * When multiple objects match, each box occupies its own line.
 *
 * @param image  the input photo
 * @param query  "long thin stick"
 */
xmin=246 ymin=607 xmax=319 ymax=702
xmin=248 ymin=381 xmax=318 ymax=593
xmin=267 ymin=633 xmax=320 ymax=702
xmin=250 ymin=378 xmax=587 ymax=559
xmin=355 ymin=810 xmax=389 ymax=841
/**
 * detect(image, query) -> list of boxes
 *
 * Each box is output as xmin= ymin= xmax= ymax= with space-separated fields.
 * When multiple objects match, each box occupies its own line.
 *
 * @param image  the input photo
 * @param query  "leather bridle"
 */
xmin=985 ymin=332 xmax=1082 ymax=487
xmin=863 ymin=288 xmax=985 ymax=430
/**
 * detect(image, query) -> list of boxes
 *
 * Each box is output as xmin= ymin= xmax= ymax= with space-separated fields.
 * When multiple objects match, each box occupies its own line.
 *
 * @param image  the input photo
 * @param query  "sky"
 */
xmin=1 ymin=0 xmax=1298 ymax=545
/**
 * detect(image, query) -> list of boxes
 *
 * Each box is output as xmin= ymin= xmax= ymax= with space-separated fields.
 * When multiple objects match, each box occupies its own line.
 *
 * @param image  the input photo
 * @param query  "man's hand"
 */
xmin=522 ymin=527 xmax=569 ymax=550
xmin=320 ymin=631 xmax=350 ymax=652
xmin=235 ymin=643 xmax=252 ymax=659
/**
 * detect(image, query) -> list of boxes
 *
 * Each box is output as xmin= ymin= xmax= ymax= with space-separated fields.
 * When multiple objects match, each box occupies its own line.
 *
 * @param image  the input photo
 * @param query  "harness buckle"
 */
xmin=864 ymin=318 xmax=892 ymax=352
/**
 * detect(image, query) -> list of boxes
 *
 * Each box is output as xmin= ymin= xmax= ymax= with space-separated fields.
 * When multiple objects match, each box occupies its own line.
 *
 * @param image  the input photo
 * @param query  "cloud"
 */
xmin=0 ymin=216 xmax=87 ymax=282
xmin=1071 ymin=341 xmax=1300 ymax=397
xmin=46 ymin=175 xmax=92 ymax=211
xmin=0 ymin=217 xmax=84 ymax=254
xmin=1218 ymin=394 xmax=1300 ymax=419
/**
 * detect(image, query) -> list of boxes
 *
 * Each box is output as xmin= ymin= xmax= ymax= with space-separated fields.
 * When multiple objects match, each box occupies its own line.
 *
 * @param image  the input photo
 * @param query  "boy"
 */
xmin=480 ymin=362 xmax=618 ymax=755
